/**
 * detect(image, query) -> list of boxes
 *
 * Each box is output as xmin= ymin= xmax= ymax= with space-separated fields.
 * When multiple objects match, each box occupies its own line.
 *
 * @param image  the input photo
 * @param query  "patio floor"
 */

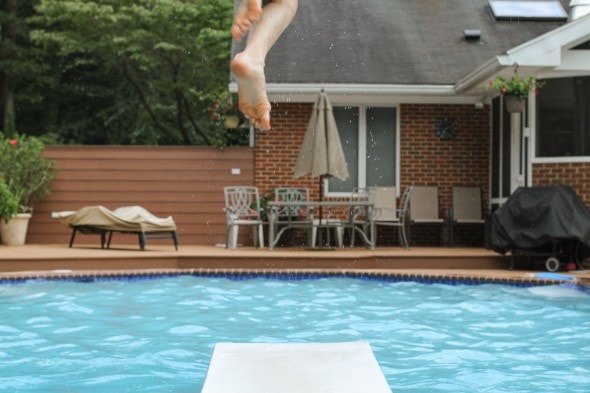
xmin=1 ymin=243 xmax=589 ymax=286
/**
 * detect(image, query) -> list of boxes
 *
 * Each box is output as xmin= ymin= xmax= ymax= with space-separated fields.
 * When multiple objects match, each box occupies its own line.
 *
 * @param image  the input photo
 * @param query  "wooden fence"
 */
xmin=27 ymin=146 xmax=255 ymax=246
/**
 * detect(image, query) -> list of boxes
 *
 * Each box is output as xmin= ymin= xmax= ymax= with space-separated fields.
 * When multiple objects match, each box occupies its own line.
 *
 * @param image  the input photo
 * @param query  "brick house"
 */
xmin=230 ymin=1 xmax=590 ymax=245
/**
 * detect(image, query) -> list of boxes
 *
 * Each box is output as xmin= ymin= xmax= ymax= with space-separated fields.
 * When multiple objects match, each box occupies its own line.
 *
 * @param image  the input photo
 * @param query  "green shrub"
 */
xmin=0 ymin=180 xmax=19 ymax=221
xmin=0 ymin=133 xmax=59 ymax=212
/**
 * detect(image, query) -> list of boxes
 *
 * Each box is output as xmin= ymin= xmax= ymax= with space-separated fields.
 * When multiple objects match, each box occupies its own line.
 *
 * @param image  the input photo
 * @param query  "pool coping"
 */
xmin=0 ymin=267 xmax=583 ymax=288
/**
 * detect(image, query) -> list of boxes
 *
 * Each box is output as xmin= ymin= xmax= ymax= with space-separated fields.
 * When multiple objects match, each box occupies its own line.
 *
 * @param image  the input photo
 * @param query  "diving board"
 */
xmin=201 ymin=342 xmax=392 ymax=393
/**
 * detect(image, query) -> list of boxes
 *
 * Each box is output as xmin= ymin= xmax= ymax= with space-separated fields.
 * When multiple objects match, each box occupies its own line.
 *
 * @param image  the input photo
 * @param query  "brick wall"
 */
xmin=28 ymin=146 xmax=254 ymax=246
xmin=255 ymin=102 xmax=491 ymax=245
xmin=400 ymin=104 xmax=490 ymax=245
xmin=400 ymin=104 xmax=490 ymax=214
xmin=533 ymin=162 xmax=590 ymax=205
xmin=255 ymin=103 xmax=317 ymax=198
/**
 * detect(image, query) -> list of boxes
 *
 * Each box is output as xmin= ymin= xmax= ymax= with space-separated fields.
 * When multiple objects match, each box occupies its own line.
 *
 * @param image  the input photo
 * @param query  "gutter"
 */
xmin=228 ymin=82 xmax=480 ymax=104
xmin=453 ymin=58 xmax=504 ymax=95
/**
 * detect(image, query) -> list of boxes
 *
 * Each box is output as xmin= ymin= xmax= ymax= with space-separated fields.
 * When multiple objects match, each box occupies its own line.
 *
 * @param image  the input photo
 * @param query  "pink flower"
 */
xmin=8 ymin=139 xmax=17 ymax=145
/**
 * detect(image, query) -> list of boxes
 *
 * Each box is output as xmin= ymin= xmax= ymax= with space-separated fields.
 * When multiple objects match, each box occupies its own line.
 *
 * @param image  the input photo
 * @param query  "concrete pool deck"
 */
xmin=0 ymin=244 xmax=588 ymax=286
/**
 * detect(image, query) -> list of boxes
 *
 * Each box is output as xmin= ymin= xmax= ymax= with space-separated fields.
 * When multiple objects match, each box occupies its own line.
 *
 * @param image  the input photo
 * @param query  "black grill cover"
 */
xmin=490 ymin=186 xmax=590 ymax=254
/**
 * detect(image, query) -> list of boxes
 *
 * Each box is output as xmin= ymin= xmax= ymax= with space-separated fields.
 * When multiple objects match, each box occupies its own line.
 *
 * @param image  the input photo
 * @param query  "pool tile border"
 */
xmin=0 ymin=268 xmax=581 ymax=288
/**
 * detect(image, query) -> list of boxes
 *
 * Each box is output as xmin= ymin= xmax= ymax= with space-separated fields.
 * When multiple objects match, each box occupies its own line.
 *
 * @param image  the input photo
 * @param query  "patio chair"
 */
xmin=447 ymin=186 xmax=486 ymax=247
xmin=269 ymin=187 xmax=315 ymax=248
xmin=311 ymin=217 xmax=344 ymax=248
xmin=407 ymin=186 xmax=444 ymax=245
xmin=349 ymin=187 xmax=411 ymax=248
xmin=224 ymin=186 xmax=265 ymax=249
xmin=348 ymin=188 xmax=370 ymax=246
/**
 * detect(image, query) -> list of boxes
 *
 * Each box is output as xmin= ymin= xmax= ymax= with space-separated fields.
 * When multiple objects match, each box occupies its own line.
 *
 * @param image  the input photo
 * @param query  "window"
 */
xmin=536 ymin=77 xmax=590 ymax=157
xmin=328 ymin=105 xmax=398 ymax=194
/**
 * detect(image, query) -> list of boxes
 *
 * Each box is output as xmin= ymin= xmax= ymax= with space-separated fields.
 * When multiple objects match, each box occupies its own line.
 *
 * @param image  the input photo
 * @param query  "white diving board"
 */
xmin=201 ymin=342 xmax=393 ymax=393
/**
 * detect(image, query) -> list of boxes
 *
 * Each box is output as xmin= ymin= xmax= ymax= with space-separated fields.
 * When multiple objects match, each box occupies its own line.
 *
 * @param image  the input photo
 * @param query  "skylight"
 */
xmin=489 ymin=1 xmax=568 ymax=20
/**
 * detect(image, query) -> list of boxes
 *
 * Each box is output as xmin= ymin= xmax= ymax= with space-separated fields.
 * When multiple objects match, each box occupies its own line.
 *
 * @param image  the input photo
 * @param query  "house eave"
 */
xmin=455 ymin=13 xmax=590 ymax=97
xmin=228 ymin=82 xmax=481 ymax=104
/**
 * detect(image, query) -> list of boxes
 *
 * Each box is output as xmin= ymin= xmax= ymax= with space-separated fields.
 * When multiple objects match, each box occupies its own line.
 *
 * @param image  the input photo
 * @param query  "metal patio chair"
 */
xmin=348 ymin=187 xmax=411 ymax=248
xmin=269 ymin=187 xmax=315 ymax=248
xmin=223 ymin=186 xmax=265 ymax=249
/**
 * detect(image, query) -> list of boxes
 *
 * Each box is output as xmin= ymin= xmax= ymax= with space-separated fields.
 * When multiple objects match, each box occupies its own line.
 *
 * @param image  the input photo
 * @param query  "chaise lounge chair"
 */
xmin=54 ymin=205 xmax=179 ymax=251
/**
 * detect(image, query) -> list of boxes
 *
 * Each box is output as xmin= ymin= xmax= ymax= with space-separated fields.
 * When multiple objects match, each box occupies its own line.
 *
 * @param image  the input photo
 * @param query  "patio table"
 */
xmin=267 ymin=200 xmax=375 ymax=250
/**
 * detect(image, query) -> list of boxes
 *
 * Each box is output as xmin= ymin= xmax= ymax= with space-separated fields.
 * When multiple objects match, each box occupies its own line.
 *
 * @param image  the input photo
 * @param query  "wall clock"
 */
xmin=436 ymin=117 xmax=458 ymax=141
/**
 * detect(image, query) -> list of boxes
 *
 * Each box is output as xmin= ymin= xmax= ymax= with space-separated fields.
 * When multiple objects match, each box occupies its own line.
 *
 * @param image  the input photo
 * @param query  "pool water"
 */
xmin=0 ymin=276 xmax=589 ymax=393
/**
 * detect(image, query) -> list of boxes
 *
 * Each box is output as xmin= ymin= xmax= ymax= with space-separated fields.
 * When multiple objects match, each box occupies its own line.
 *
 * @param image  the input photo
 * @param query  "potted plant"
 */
xmin=488 ymin=72 xmax=544 ymax=113
xmin=0 ymin=179 xmax=23 ymax=245
xmin=0 ymin=133 xmax=59 ymax=245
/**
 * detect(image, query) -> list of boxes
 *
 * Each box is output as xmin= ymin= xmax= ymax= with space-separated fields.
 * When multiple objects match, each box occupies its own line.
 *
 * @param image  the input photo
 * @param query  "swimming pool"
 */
xmin=0 ymin=275 xmax=589 ymax=392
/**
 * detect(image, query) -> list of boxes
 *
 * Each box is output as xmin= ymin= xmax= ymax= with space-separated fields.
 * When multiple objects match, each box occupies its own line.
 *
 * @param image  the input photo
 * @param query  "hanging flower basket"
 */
xmin=504 ymin=94 xmax=526 ymax=113
xmin=488 ymin=68 xmax=544 ymax=114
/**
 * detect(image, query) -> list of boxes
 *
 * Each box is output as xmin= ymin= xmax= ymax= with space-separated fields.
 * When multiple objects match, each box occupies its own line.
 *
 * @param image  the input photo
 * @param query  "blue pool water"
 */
xmin=0 ymin=276 xmax=589 ymax=393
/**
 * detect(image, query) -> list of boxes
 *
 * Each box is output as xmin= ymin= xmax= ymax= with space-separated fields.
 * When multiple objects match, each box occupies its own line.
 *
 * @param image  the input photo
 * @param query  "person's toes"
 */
xmin=258 ymin=113 xmax=271 ymax=130
xmin=231 ymin=21 xmax=250 ymax=41
xmin=239 ymin=102 xmax=256 ymax=120
xmin=255 ymin=104 xmax=271 ymax=130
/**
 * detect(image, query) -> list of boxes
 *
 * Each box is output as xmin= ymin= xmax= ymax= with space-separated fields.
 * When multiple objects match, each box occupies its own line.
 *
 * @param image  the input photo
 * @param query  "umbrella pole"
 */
xmin=318 ymin=175 xmax=324 ymax=247
xmin=315 ymin=175 xmax=334 ymax=250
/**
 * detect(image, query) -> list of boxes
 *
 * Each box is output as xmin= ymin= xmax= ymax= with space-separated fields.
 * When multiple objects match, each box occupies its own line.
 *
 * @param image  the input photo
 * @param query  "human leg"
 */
xmin=231 ymin=0 xmax=298 ymax=130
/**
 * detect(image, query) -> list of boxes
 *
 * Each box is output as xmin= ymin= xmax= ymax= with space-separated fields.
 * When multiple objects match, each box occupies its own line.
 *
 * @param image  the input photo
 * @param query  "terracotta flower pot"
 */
xmin=504 ymin=94 xmax=526 ymax=113
xmin=0 ymin=213 xmax=32 ymax=245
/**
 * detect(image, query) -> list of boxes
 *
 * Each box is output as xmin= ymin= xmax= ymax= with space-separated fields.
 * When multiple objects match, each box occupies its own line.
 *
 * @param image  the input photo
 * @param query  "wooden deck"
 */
xmin=1 ymin=243 xmax=588 ymax=286
xmin=0 ymin=243 xmax=506 ymax=271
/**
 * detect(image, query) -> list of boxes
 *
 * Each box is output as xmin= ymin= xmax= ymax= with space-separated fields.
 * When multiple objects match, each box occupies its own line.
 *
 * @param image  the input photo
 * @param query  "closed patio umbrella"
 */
xmin=294 ymin=92 xmax=349 ymax=183
xmin=294 ymin=92 xmax=349 ymax=248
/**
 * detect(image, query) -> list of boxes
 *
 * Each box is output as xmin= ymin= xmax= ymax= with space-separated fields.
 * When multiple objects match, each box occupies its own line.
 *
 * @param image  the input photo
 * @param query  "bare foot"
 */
xmin=231 ymin=53 xmax=272 ymax=130
xmin=231 ymin=0 xmax=263 ymax=41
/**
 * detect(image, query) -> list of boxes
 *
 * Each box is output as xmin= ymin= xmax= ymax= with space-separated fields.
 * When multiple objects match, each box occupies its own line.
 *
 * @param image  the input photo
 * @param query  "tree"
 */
xmin=26 ymin=0 xmax=236 ymax=145
xmin=0 ymin=0 xmax=53 ymax=137
xmin=1 ymin=0 xmax=19 ymax=133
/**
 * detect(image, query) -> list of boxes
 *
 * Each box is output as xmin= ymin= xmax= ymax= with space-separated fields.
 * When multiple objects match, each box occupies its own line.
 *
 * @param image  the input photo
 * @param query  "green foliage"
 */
xmin=488 ymin=73 xmax=544 ymax=97
xmin=21 ymin=0 xmax=236 ymax=146
xmin=0 ymin=132 xmax=59 ymax=212
xmin=0 ymin=0 xmax=55 ymax=134
xmin=0 ymin=180 xmax=19 ymax=221
xmin=256 ymin=189 xmax=275 ymax=221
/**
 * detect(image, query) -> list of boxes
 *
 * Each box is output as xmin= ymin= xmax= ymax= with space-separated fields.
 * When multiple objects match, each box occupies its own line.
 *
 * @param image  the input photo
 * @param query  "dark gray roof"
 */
xmin=231 ymin=0 xmax=570 ymax=85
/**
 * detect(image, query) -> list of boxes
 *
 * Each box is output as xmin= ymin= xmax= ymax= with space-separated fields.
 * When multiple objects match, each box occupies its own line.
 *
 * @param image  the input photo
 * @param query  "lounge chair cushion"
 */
xmin=56 ymin=205 xmax=176 ymax=232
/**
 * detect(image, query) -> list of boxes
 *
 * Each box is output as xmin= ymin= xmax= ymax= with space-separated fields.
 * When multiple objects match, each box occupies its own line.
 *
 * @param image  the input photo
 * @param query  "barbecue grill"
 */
xmin=490 ymin=186 xmax=590 ymax=271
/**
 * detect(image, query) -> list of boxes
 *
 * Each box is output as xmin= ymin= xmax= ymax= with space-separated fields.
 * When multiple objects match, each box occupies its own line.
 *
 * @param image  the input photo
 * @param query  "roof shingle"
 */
xmin=231 ymin=0 xmax=569 ymax=85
